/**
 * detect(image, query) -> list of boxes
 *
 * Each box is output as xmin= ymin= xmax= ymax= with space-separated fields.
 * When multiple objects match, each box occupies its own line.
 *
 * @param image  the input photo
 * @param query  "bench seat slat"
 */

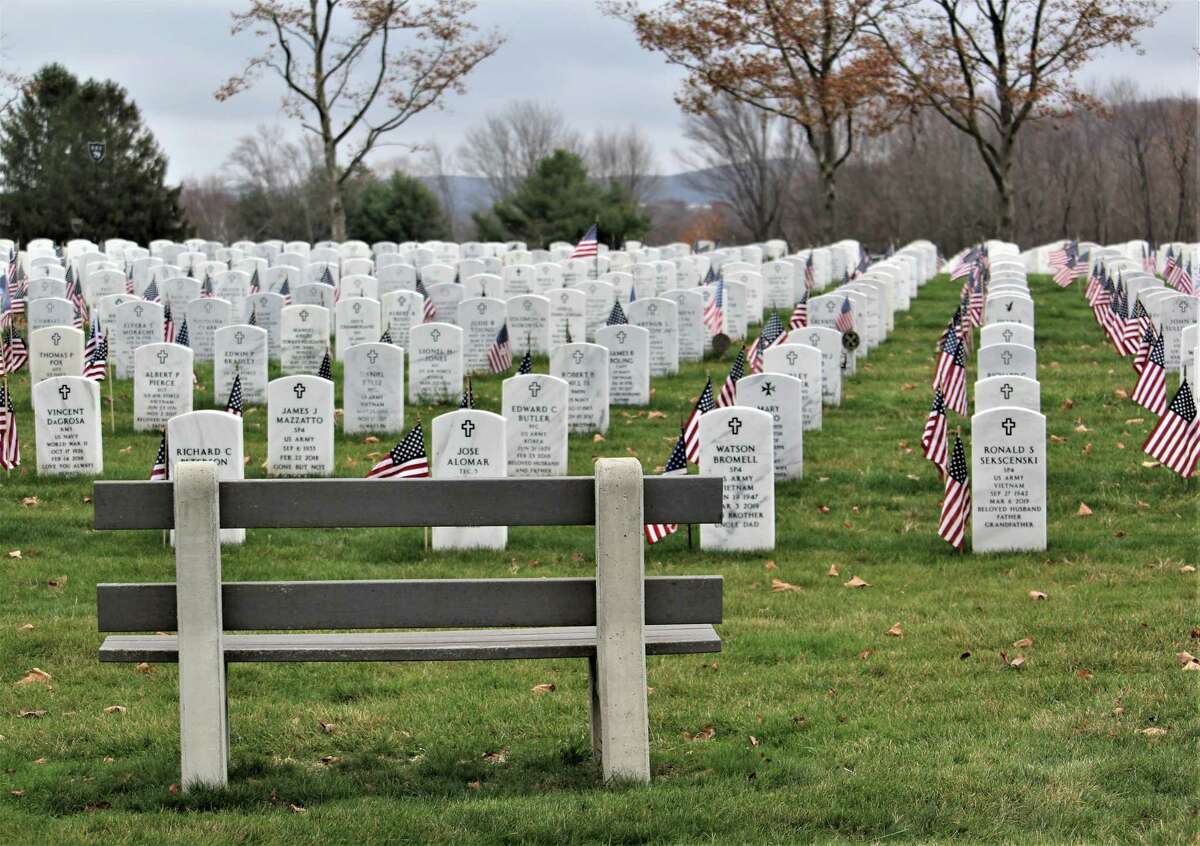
xmin=98 ymin=625 xmax=721 ymax=662
xmin=92 ymin=477 xmax=723 ymax=530
xmin=97 ymin=576 xmax=723 ymax=631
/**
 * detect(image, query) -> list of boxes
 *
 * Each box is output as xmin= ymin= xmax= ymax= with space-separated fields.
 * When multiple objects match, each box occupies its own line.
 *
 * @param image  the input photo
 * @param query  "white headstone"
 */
xmin=787 ymin=326 xmax=844 ymax=405
xmin=762 ymin=343 xmax=822 ymax=430
xmin=578 ymin=280 xmax=616 ymax=341
xmin=111 ymin=300 xmax=164 ymax=378
xmin=167 ymin=410 xmax=245 ymax=544
xmin=343 ymin=342 xmax=405 ymax=435
xmin=735 ymin=373 xmax=803 ymax=480
xmin=502 ymin=374 xmax=569 ymax=477
xmin=457 ymin=297 xmax=507 ymax=373
xmin=408 ymin=322 xmax=463 ymax=404
xmin=27 ymin=297 xmax=75 ymax=333
xmin=431 ymin=409 xmax=506 ymax=550
xmin=985 ymin=293 xmax=1035 ymax=328
xmin=32 ymin=376 xmax=102 ymax=476
xmin=214 ymin=325 xmax=268 ymax=406
xmin=134 ymin=342 xmax=194 ymax=431
xmin=971 ymin=407 xmax=1047 ymax=553
xmin=980 ymin=322 xmax=1034 ymax=349
xmin=699 ymin=407 xmax=774 ymax=551
xmin=184 ymin=297 xmax=232 ymax=362
xmin=334 ymin=297 xmax=382 ymax=360
xmin=279 ymin=304 xmax=331 ymax=375
xmin=549 ymin=288 xmax=586 ymax=349
xmin=663 ymin=289 xmax=706 ymax=362
xmin=627 ymin=297 xmax=679 ymax=377
xmin=425 ymin=282 xmax=464 ymax=325
xmin=974 ymin=375 xmax=1040 ymax=413
xmin=246 ymin=291 xmax=285 ymax=360
xmin=977 ymin=343 xmax=1037 ymax=380
xmin=381 ymin=289 xmax=425 ymax=353
xmin=267 ymin=375 xmax=335 ymax=477
xmin=550 ymin=342 xmax=609 ymax=434
xmin=507 ymin=294 xmax=551 ymax=355
xmin=1159 ymin=294 xmax=1198 ymax=370
xmin=596 ymin=324 xmax=650 ymax=405
xmin=29 ymin=326 xmax=84 ymax=384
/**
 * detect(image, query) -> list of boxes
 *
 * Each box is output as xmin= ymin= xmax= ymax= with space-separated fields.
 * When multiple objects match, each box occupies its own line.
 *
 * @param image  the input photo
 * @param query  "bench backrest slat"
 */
xmin=93 ymin=477 xmax=722 ymax=530
xmin=96 ymin=576 xmax=724 ymax=632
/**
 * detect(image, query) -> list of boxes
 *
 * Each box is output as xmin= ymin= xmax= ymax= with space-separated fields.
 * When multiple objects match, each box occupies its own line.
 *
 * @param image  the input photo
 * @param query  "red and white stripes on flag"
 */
xmin=569 ymin=224 xmax=599 ymax=260
xmin=487 ymin=324 xmax=512 ymax=373
xmin=367 ymin=424 xmax=431 ymax=479
xmin=718 ymin=347 xmax=746 ymax=408
xmin=0 ymin=384 xmax=20 ymax=469
xmin=683 ymin=377 xmax=716 ymax=464
xmin=938 ymin=434 xmax=970 ymax=549
xmin=1143 ymin=381 xmax=1199 ymax=478
xmin=1131 ymin=330 xmax=1168 ymax=415
xmin=933 ymin=334 xmax=967 ymax=416
xmin=149 ymin=434 xmax=168 ymax=481
xmin=789 ymin=290 xmax=808 ymax=329
xmin=921 ymin=388 xmax=948 ymax=473
xmin=702 ymin=278 xmax=724 ymax=335
xmin=644 ymin=434 xmax=688 ymax=544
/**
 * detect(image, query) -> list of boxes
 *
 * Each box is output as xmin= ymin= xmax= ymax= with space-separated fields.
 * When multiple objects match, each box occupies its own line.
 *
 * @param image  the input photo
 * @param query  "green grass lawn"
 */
xmin=0 ymin=275 xmax=1195 ymax=845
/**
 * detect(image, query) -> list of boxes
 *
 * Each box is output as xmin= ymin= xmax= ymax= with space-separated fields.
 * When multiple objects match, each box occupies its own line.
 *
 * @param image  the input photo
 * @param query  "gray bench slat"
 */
xmin=98 ymin=625 xmax=722 ymax=662
xmin=96 ymin=576 xmax=723 ymax=632
xmin=93 ymin=477 xmax=723 ymax=530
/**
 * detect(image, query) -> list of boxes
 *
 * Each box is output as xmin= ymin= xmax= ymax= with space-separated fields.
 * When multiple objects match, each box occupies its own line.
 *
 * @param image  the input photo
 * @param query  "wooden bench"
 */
xmin=93 ymin=458 xmax=723 ymax=791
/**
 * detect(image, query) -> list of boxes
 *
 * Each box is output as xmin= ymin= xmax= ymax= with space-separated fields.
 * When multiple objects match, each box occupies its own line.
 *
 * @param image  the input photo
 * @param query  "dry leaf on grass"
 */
xmin=48 ymin=576 xmax=67 ymax=588
xmin=361 ymin=436 xmax=379 ymax=444
xmin=1183 ymin=661 xmax=1200 ymax=672
xmin=19 ymin=623 xmax=33 ymax=631
xmin=1061 ymin=398 xmax=1074 ymax=409
xmin=1141 ymin=460 xmax=1160 ymax=468
xmin=1125 ymin=418 xmax=1144 ymax=425
xmin=1180 ymin=565 xmax=1196 ymax=573
xmin=764 ymin=560 xmax=776 ymax=571
xmin=817 ymin=505 xmax=831 ymax=514
xmin=482 ymin=748 xmax=509 ymax=764
xmin=858 ymin=649 xmax=873 ymax=660
xmin=771 ymin=579 xmax=801 ymax=593
xmin=466 ymin=780 xmax=482 ymax=790
xmin=886 ymin=622 xmax=903 ymax=637
xmin=647 ymin=410 xmax=666 ymax=419
xmin=1012 ymin=637 xmax=1034 ymax=648
xmin=135 ymin=662 xmax=152 ymax=673
xmin=1001 ymin=652 xmax=1026 ymax=669
xmin=748 ymin=735 xmax=760 ymax=747
xmin=102 ymin=705 xmax=127 ymax=715
xmin=16 ymin=668 xmax=51 ymax=686
xmin=1050 ymin=434 xmax=1067 ymax=444
xmin=289 ymin=803 xmax=307 ymax=813
xmin=1136 ymin=727 xmax=1168 ymax=736
xmin=592 ymin=433 xmax=605 ymax=442
xmin=18 ymin=709 xmax=46 ymax=718
xmin=827 ymin=564 xmax=839 ymax=577
xmin=843 ymin=576 xmax=870 ymax=588
xmin=1028 ymin=590 xmax=1048 ymax=601
xmin=682 ymin=725 xmax=715 ymax=741
xmin=1176 ymin=651 xmax=1197 ymax=667
xmin=318 ymin=721 xmax=337 ymax=734
xmin=7 ymin=550 xmax=21 ymax=559
xmin=1076 ymin=669 xmax=1094 ymax=680
xmin=20 ymin=497 xmax=39 ymax=507
xmin=118 ymin=446 xmax=133 ymax=454
xmin=1076 ymin=502 xmax=1093 ymax=517
xmin=1113 ymin=388 xmax=1129 ymax=399
xmin=531 ymin=683 xmax=556 ymax=694
xmin=320 ymin=755 xmax=339 ymax=765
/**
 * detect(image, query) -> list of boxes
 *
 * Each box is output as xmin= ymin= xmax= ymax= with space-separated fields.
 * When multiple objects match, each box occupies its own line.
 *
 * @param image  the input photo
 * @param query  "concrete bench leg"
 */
xmin=173 ymin=461 xmax=229 ymax=790
xmin=593 ymin=458 xmax=650 ymax=783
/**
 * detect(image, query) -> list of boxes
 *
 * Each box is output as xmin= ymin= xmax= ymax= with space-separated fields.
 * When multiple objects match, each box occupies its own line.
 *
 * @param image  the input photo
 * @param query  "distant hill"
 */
xmin=419 ymin=170 xmax=723 ymax=214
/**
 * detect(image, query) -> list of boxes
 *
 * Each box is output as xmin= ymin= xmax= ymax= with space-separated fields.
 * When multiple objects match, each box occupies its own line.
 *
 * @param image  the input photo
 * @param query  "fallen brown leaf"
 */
xmin=47 ymin=576 xmax=67 ymax=588
xmin=10 ymin=790 xmax=24 ymax=797
xmin=771 ymin=578 xmax=801 ymax=593
xmin=764 ymin=560 xmax=776 ymax=571
xmin=748 ymin=735 xmax=760 ymax=747
xmin=1076 ymin=502 xmax=1093 ymax=517
xmin=320 ymin=755 xmax=339 ymax=765
xmin=1061 ymin=398 xmax=1074 ymax=409
xmin=647 ymin=410 xmax=666 ymax=419
xmin=16 ymin=668 xmax=51 ymax=686
xmin=19 ymin=623 xmax=33 ymax=631
xmin=531 ymin=683 xmax=556 ymax=694
xmin=682 ymin=725 xmax=715 ymax=742
xmin=467 ymin=780 xmax=482 ymax=790
xmin=1001 ymin=652 xmax=1026 ymax=670
xmin=1113 ymin=388 xmax=1128 ymax=399
xmin=1180 ymin=565 xmax=1196 ymax=573
xmin=886 ymin=622 xmax=903 ymax=637
xmin=318 ymin=721 xmax=337 ymax=734
xmin=1125 ymin=418 xmax=1144 ymax=425
xmin=1076 ymin=669 xmax=1093 ymax=680
xmin=21 ymin=496 xmax=39 ymax=507
xmin=136 ymin=662 xmax=152 ymax=673
xmin=817 ymin=505 xmax=830 ymax=514
xmin=592 ymin=433 xmax=605 ymax=442
xmin=858 ymin=649 xmax=873 ymax=660
xmin=289 ymin=803 xmax=307 ymax=813
xmin=1012 ymin=637 xmax=1034 ymax=648
xmin=1176 ymin=651 xmax=1197 ymax=667
xmin=1029 ymin=590 xmax=1048 ymax=601
xmin=1081 ymin=443 xmax=1093 ymax=456
xmin=827 ymin=564 xmax=839 ymax=577
xmin=102 ymin=705 xmax=127 ymax=715
xmin=482 ymin=748 xmax=509 ymax=764
xmin=18 ymin=709 xmax=46 ymax=718
xmin=843 ymin=576 xmax=870 ymax=588
xmin=1050 ymin=435 xmax=1067 ymax=444
xmin=7 ymin=550 xmax=21 ymax=559
xmin=119 ymin=446 xmax=133 ymax=454
xmin=1074 ymin=424 xmax=1089 ymax=433
xmin=1136 ymin=727 xmax=1167 ymax=736
xmin=361 ymin=436 xmax=380 ymax=444
xmin=1115 ymin=442 xmax=1126 ymax=450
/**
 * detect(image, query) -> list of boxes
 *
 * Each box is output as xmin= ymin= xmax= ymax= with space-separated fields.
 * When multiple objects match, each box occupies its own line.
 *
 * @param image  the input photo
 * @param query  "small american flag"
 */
xmin=175 ymin=319 xmax=190 ymax=348
xmin=516 ymin=345 xmax=533 ymax=375
xmin=804 ymin=253 xmax=815 ymax=292
xmin=72 ymin=304 xmax=84 ymax=330
xmin=606 ymin=300 xmax=627 ymax=326
xmin=143 ymin=280 xmax=160 ymax=303
xmin=161 ymin=305 xmax=174 ymax=343
xmin=789 ymin=287 xmax=808 ymax=329
xmin=248 ymin=306 xmax=258 ymax=327
xmin=460 ymin=378 xmax=475 ymax=409
xmin=225 ymin=373 xmax=244 ymax=416
xmin=1143 ymin=380 xmax=1198 ymax=478
xmin=921 ymin=388 xmax=948 ymax=473
xmin=379 ymin=324 xmax=392 ymax=344
xmin=683 ymin=376 xmax=716 ymax=464
xmin=1131 ymin=329 xmax=1167 ymax=415
xmin=200 ymin=274 xmax=214 ymax=298
xmin=749 ymin=313 xmax=786 ymax=374
xmin=933 ymin=334 xmax=967 ymax=415
xmin=1176 ymin=260 xmax=1194 ymax=296
xmin=702 ymin=276 xmax=724 ymax=335
xmin=967 ymin=280 xmax=984 ymax=326
xmin=4 ymin=330 xmax=28 ymax=372
xmin=124 ymin=264 xmax=134 ymax=294
xmin=937 ymin=434 xmax=970 ymax=549
xmin=4 ymin=248 xmax=23 ymax=316
xmin=718 ymin=346 xmax=746 ymax=407
xmin=65 ymin=266 xmax=86 ymax=318
xmin=835 ymin=297 xmax=853 ymax=334
xmin=280 ymin=278 xmax=292 ymax=306
xmin=487 ymin=324 xmax=512 ymax=373
xmin=950 ymin=247 xmax=977 ymax=280
xmin=569 ymin=224 xmax=599 ymax=260
xmin=249 ymin=268 xmax=261 ymax=294
xmin=415 ymin=278 xmax=437 ymax=321
xmin=644 ymin=434 xmax=688 ymax=544
xmin=1132 ymin=322 xmax=1155 ymax=374
xmin=0 ymin=384 xmax=20 ymax=469
xmin=1162 ymin=246 xmax=1177 ymax=282
xmin=85 ymin=316 xmax=101 ymax=362
xmin=149 ymin=434 xmax=168 ymax=481
xmin=367 ymin=423 xmax=431 ymax=479
xmin=318 ymin=349 xmax=333 ymax=381
xmin=84 ymin=332 xmax=108 ymax=381
xmin=320 ymin=266 xmax=335 ymax=288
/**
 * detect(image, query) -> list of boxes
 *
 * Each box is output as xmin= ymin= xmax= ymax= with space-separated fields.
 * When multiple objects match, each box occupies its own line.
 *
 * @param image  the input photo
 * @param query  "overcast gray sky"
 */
xmin=2 ymin=0 xmax=1196 ymax=181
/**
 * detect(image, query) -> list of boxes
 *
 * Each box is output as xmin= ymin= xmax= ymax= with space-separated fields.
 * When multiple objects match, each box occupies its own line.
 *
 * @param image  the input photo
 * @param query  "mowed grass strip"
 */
xmin=0 ymin=275 xmax=1194 ymax=844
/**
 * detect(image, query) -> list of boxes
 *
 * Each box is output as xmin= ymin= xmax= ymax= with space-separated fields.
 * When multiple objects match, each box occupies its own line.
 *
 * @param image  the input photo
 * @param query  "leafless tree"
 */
xmin=180 ymin=175 xmax=238 ymax=243
xmin=458 ymin=99 xmax=583 ymax=202
xmin=217 ymin=0 xmax=503 ymax=240
xmin=678 ymin=95 xmax=804 ymax=242
xmin=416 ymin=139 xmax=463 ymax=238
xmin=588 ymin=125 xmax=657 ymax=205
xmin=224 ymin=125 xmax=327 ymax=241
xmin=1154 ymin=95 xmax=1199 ymax=241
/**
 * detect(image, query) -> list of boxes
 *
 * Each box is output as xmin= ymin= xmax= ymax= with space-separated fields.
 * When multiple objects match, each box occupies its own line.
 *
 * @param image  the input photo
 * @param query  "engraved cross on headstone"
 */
xmin=366 ymin=349 xmax=378 ymax=365
xmin=528 ymin=381 xmax=542 ymax=397
xmin=571 ymin=349 xmax=584 ymax=364
xmin=1001 ymin=350 xmax=1014 ymax=366
xmin=728 ymin=416 xmax=742 ymax=435
xmin=1002 ymin=417 xmax=1016 ymax=436
xmin=786 ymin=350 xmax=798 ymax=366
xmin=134 ymin=305 xmax=144 ymax=318
xmin=58 ymin=384 xmax=72 ymax=401
xmin=615 ymin=330 xmax=627 ymax=344
xmin=761 ymin=381 xmax=775 ymax=396
xmin=298 ymin=309 xmax=310 ymax=322
xmin=234 ymin=330 xmax=245 ymax=345
xmin=157 ymin=350 xmax=169 ymax=364
xmin=1002 ymin=328 xmax=1014 ymax=343
xmin=461 ymin=419 xmax=475 ymax=438
xmin=51 ymin=332 xmax=62 ymax=346
xmin=430 ymin=328 xmax=441 ymax=342
xmin=293 ymin=383 xmax=307 ymax=399
xmin=1001 ymin=382 xmax=1014 ymax=400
